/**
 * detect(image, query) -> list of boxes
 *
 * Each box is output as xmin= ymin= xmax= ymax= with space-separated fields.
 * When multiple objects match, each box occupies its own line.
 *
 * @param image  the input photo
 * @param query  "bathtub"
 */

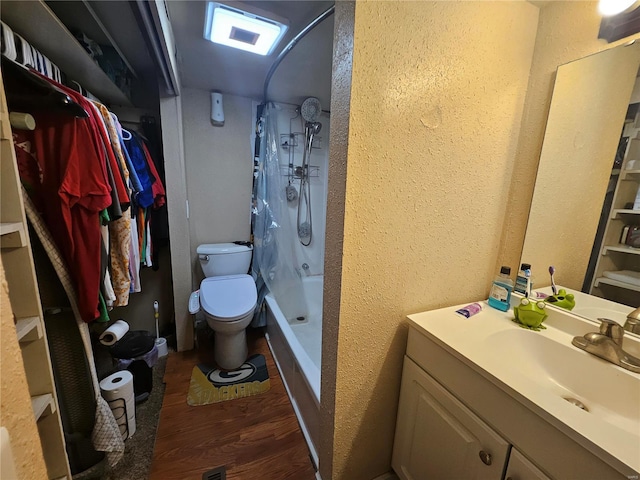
xmin=265 ymin=275 xmax=322 ymax=466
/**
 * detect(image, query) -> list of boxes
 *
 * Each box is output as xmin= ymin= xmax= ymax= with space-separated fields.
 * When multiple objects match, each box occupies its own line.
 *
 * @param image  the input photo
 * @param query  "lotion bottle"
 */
xmin=488 ymin=266 xmax=514 ymax=312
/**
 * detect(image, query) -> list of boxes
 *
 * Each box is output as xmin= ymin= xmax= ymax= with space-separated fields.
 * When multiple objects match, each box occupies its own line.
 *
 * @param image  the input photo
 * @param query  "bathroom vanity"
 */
xmin=392 ymin=301 xmax=640 ymax=480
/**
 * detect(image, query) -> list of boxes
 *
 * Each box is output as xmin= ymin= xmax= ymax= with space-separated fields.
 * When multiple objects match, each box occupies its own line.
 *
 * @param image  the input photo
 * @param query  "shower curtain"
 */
xmin=252 ymin=103 xmax=308 ymax=327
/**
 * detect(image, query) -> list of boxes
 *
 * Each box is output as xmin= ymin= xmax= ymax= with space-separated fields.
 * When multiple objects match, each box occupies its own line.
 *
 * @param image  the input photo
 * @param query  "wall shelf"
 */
xmin=31 ymin=393 xmax=55 ymax=421
xmin=602 ymin=244 xmax=640 ymax=255
xmin=0 ymin=222 xmax=26 ymax=248
xmin=16 ymin=316 xmax=43 ymax=343
xmin=590 ymin=104 xmax=640 ymax=307
xmin=611 ymin=208 xmax=640 ymax=219
xmin=594 ymin=276 xmax=640 ymax=292
xmin=0 ymin=69 xmax=71 ymax=479
xmin=0 ymin=222 xmax=22 ymax=235
xmin=0 ymin=0 xmax=132 ymax=107
xmin=621 ymin=169 xmax=640 ymax=181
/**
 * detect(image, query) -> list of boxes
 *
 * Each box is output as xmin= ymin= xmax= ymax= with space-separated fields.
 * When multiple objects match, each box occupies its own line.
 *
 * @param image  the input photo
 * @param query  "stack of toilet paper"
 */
xmin=100 ymin=370 xmax=136 ymax=440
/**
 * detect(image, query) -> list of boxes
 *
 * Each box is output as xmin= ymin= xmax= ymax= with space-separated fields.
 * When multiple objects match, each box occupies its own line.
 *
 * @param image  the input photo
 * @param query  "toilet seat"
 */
xmin=200 ymin=274 xmax=257 ymax=322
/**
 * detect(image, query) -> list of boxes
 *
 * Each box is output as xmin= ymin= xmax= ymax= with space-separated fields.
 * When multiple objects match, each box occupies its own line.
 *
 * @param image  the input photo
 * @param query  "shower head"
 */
xmin=301 ymin=97 xmax=321 ymax=122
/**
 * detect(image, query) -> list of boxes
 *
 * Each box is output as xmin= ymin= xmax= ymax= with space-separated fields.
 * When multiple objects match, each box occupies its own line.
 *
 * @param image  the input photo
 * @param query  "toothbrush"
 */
xmin=549 ymin=266 xmax=557 ymax=295
xmin=524 ymin=269 xmax=531 ymax=298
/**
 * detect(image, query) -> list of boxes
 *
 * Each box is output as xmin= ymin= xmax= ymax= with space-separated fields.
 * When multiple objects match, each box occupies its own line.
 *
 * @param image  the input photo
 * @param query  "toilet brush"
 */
xmin=154 ymin=301 xmax=168 ymax=357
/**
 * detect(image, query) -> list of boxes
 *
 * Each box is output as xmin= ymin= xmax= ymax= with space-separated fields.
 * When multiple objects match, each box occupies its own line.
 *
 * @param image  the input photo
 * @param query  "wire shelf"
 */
xmin=280 ymin=133 xmax=323 ymax=150
xmin=280 ymin=164 xmax=320 ymax=178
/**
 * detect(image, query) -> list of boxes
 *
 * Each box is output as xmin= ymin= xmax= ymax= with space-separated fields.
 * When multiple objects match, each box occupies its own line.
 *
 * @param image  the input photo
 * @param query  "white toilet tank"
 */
xmin=197 ymin=243 xmax=252 ymax=277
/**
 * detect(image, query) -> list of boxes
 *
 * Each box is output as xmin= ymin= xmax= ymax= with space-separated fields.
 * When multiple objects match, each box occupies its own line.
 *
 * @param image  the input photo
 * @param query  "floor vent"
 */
xmin=202 ymin=466 xmax=226 ymax=480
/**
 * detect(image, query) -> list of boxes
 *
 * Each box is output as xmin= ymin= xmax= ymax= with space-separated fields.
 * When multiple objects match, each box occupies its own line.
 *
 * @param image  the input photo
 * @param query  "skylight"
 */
xmin=204 ymin=2 xmax=288 ymax=56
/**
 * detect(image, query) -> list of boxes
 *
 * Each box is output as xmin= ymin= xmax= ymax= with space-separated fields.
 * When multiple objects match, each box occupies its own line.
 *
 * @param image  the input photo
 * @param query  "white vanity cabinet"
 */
xmin=505 ymin=449 xmax=551 ymax=480
xmin=392 ymin=321 xmax=632 ymax=480
xmin=393 ymin=356 xmax=510 ymax=480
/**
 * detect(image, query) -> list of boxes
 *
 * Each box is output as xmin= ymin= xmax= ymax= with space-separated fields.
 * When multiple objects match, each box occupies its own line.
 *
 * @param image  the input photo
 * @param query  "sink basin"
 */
xmin=408 ymin=301 xmax=640 ymax=474
xmin=486 ymin=329 xmax=640 ymax=436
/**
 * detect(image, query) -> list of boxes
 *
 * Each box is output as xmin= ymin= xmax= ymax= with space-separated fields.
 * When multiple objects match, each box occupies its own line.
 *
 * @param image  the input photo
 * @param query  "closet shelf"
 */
xmin=611 ymin=208 xmax=640 ymax=219
xmin=621 ymin=169 xmax=640 ymax=180
xmin=0 ymin=0 xmax=133 ymax=107
xmin=0 ymin=222 xmax=26 ymax=248
xmin=45 ymin=0 xmax=138 ymax=78
xmin=31 ymin=393 xmax=55 ymax=421
xmin=16 ymin=316 xmax=42 ymax=343
xmin=602 ymin=244 xmax=640 ymax=256
xmin=594 ymin=276 xmax=640 ymax=292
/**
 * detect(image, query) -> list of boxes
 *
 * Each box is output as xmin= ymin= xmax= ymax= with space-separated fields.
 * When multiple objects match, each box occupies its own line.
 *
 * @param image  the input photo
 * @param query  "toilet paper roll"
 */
xmin=99 ymin=319 xmax=130 ymax=346
xmin=100 ymin=370 xmax=134 ymax=401
xmin=100 ymin=370 xmax=136 ymax=439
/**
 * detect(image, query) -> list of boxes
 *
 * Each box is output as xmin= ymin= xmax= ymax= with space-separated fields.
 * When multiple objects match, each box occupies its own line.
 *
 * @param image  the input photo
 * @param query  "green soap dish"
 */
xmin=544 ymin=289 xmax=575 ymax=311
xmin=513 ymin=298 xmax=548 ymax=331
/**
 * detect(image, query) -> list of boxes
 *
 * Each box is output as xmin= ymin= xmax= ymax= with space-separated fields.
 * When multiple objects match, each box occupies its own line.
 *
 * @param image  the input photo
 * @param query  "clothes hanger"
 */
xmin=2 ymin=56 xmax=89 ymax=118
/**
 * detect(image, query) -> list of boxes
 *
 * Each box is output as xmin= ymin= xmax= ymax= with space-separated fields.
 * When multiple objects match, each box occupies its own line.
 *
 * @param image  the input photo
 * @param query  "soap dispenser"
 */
xmin=488 ymin=266 xmax=514 ymax=312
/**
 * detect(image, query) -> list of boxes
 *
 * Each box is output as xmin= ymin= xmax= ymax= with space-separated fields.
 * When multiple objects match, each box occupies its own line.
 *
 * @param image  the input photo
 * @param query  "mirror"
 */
xmin=521 ymin=41 xmax=640 ymax=323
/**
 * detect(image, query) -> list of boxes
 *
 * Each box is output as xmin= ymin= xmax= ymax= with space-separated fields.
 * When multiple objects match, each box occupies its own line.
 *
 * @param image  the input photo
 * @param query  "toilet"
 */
xmin=189 ymin=243 xmax=257 ymax=370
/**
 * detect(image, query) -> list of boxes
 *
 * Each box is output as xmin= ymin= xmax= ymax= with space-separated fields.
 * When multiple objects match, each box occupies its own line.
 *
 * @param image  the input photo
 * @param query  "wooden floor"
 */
xmin=149 ymin=329 xmax=316 ymax=480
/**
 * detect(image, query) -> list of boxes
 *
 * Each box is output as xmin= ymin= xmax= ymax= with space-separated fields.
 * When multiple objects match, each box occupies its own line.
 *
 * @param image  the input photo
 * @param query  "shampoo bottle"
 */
xmin=488 ymin=266 xmax=514 ymax=312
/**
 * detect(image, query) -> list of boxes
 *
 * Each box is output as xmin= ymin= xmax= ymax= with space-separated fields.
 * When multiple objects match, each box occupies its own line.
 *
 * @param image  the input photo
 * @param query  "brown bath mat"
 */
xmin=187 ymin=354 xmax=270 ymax=406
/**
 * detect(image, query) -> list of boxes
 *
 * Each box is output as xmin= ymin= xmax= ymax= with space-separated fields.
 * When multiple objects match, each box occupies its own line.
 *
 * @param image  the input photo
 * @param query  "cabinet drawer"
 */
xmin=392 ymin=356 xmax=509 ymax=480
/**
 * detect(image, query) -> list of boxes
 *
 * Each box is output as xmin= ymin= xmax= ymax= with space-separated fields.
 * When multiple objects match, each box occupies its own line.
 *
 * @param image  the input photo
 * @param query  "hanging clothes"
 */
xmin=138 ymin=118 xmax=169 ymax=269
xmin=111 ymin=113 xmax=143 ymax=195
xmin=100 ymin=222 xmax=116 ymax=309
xmin=142 ymin=142 xmax=166 ymax=208
xmin=123 ymin=133 xmax=155 ymax=208
xmin=128 ymin=214 xmax=141 ymax=293
xmin=12 ymin=75 xmax=112 ymax=322
xmin=89 ymin=101 xmax=132 ymax=306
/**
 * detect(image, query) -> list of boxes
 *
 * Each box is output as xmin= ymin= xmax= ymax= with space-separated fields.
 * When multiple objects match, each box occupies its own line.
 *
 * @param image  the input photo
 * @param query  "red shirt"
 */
xmin=142 ymin=142 xmax=166 ymax=208
xmin=15 ymin=76 xmax=113 ymax=322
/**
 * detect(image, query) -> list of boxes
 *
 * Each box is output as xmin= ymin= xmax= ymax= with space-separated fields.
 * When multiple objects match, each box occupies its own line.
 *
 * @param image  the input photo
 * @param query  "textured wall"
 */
xmin=0 ymin=260 xmax=48 ymax=479
xmin=497 ymin=1 xmax=640 ymax=280
xmin=182 ymin=89 xmax=254 ymax=283
xmin=320 ymin=2 xmax=354 ymax=478
xmin=330 ymin=2 xmax=539 ymax=478
xmin=161 ymin=94 xmax=193 ymax=350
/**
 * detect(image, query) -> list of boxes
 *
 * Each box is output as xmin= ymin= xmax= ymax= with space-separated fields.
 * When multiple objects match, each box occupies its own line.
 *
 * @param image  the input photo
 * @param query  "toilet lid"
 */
xmin=200 ymin=274 xmax=257 ymax=321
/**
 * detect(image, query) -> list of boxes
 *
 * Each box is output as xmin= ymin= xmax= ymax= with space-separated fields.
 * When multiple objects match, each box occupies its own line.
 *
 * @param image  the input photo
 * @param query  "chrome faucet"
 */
xmin=572 ymin=318 xmax=640 ymax=373
xmin=624 ymin=307 xmax=640 ymax=335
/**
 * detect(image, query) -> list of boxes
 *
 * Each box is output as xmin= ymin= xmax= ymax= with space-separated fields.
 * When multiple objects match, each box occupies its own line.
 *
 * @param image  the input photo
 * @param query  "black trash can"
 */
xmin=109 ymin=330 xmax=158 ymax=403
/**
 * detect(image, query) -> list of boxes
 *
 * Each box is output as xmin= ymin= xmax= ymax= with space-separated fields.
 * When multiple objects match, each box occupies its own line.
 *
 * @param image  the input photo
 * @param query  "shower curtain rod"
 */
xmin=262 ymin=4 xmax=335 ymax=102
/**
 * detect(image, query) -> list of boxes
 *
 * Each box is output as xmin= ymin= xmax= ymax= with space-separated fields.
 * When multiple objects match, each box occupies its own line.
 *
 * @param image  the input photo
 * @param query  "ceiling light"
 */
xmin=598 ymin=0 xmax=640 ymax=16
xmin=204 ymin=2 xmax=288 ymax=56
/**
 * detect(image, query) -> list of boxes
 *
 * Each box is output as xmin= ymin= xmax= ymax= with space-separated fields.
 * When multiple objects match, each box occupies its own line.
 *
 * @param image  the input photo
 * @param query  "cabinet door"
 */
xmin=504 ymin=448 xmax=551 ymax=480
xmin=392 ymin=356 xmax=509 ymax=480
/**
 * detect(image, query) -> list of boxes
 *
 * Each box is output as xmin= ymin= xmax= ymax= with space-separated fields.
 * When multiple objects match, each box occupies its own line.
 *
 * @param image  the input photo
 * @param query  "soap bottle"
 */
xmin=488 ymin=266 xmax=514 ymax=312
xmin=514 ymin=263 xmax=531 ymax=295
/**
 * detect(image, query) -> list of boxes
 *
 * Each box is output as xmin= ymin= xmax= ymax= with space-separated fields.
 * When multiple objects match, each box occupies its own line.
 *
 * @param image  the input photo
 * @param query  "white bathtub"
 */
xmin=265 ymin=275 xmax=322 ymax=466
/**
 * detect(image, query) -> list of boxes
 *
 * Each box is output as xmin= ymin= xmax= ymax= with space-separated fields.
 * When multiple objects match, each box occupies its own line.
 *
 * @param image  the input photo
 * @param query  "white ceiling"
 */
xmin=166 ymin=1 xmax=335 ymax=109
